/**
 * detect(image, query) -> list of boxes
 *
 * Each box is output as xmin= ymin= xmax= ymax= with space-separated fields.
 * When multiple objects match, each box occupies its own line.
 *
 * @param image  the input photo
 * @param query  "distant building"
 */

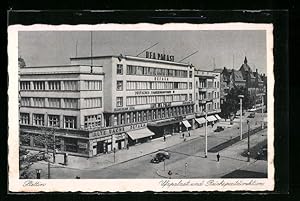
xmin=214 ymin=56 xmax=266 ymax=108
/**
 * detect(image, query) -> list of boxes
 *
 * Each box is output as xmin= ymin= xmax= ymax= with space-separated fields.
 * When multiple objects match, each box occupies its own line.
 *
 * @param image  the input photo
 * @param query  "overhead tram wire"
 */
xmin=136 ymin=42 xmax=159 ymax=57
xmin=178 ymin=51 xmax=199 ymax=63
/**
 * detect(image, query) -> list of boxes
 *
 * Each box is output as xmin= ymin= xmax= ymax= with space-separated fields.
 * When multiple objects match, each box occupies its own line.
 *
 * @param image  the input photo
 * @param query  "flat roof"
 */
xmin=70 ymin=55 xmax=192 ymax=67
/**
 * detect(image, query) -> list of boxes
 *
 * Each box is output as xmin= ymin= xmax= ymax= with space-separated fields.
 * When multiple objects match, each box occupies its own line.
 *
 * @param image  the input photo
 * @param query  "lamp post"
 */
xmin=247 ymin=120 xmax=250 ymax=162
xmin=36 ymin=169 xmax=41 ymax=179
xmin=261 ymin=95 xmax=264 ymax=129
xmin=238 ymin=95 xmax=244 ymax=140
xmin=113 ymin=147 xmax=116 ymax=163
xmin=204 ymin=104 xmax=208 ymax=158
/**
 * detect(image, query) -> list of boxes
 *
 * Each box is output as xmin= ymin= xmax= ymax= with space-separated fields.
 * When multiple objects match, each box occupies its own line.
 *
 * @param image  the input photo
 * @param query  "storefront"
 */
xmin=195 ymin=117 xmax=206 ymax=128
xmin=206 ymin=115 xmax=218 ymax=125
xmin=214 ymin=114 xmax=221 ymax=122
xmin=181 ymin=120 xmax=191 ymax=131
xmin=127 ymin=128 xmax=154 ymax=145
xmin=147 ymin=117 xmax=182 ymax=138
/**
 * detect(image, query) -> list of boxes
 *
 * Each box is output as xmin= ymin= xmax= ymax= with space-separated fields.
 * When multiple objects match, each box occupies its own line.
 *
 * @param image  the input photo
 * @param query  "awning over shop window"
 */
xmin=215 ymin=114 xmax=221 ymax=120
xmin=206 ymin=115 xmax=217 ymax=122
xmin=127 ymin=128 xmax=155 ymax=140
xmin=182 ymin=120 xmax=191 ymax=128
xmin=195 ymin=118 xmax=206 ymax=124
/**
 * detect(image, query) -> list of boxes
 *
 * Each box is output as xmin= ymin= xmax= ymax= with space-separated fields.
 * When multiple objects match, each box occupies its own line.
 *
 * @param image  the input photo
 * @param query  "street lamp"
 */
xmin=204 ymin=104 xmax=208 ymax=158
xmin=261 ymin=95 xmax=264 ymax=129
xmin=36 ymin=169 xmax=41 ymax=179
xmin=247 ymin=120 xmax=250 ymax=162
xmin=238 ymin=95 xmax=244 ymax=140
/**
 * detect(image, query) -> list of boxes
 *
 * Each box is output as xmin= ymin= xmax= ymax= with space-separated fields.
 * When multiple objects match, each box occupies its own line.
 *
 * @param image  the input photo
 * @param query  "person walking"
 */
xmin=217 ymin=152 xmax=220 ymax=162
xmin=163 ymin=135 xmax=166 ymax=142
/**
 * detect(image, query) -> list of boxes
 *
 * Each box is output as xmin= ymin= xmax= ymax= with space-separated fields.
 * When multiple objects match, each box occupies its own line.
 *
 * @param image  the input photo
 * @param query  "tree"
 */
xmin=220 ymin=86 xmax=255 ymax=120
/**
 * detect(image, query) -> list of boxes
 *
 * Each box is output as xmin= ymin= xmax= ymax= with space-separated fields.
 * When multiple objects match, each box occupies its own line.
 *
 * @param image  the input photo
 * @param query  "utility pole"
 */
xmin=247 ymin=120 xmax=250 ymax=162
xmin=205 ymin=104 xmax=208 ymax=158
xmin=238 ymin=95 xmax=244 ymax=140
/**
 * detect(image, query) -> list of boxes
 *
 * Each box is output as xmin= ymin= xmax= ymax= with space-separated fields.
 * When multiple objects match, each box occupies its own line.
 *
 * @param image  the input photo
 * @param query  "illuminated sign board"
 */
xmin=146 ymin=51 xmax=175 ymax=62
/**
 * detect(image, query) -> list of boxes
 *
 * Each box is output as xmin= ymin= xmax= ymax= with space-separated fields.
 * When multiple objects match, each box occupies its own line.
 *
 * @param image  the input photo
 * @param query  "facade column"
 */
xmin=30 ymin=135 xmax=34 ymax=147
xmin=191 ymin=118 xmax=195 ymax=130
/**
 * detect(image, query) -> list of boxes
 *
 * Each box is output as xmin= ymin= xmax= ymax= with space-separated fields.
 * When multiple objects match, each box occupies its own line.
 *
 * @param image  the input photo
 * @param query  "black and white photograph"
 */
xmin=8 ymin=23 xmax=274 ymax=192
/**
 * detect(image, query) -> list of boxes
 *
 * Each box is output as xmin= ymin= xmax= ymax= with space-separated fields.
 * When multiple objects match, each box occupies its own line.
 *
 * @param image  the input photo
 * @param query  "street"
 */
xmin=27 ymin=112 xmax=268 ymax=179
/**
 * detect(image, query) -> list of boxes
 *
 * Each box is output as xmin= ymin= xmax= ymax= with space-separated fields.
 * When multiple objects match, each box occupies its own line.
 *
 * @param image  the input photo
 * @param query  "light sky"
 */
xmin=18 ymin=30 xmax=267 ymax=73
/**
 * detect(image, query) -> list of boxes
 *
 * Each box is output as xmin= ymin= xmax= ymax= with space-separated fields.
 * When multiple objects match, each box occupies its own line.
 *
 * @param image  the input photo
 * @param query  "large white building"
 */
xmin=19 ymin=54 xmax=220 ymax=157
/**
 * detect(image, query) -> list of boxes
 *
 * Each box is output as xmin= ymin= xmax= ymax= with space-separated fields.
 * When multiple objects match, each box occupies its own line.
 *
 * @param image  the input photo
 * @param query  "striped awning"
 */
xmin=195 ymin=118 xmax=206 ymax=124
xmin=127 ymin=128 xmax=155 ymax=140
xmin=182 ymin=120 xmax=191 ymax=128
xmin=206 ymin=115 xmax=217 ymax=122
xmin=214 ymin=114 xmax=221 ymax=120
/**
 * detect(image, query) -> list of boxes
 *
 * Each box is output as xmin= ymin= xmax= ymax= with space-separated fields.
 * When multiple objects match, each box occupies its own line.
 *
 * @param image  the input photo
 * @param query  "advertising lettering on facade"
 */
xmin=145 ymin=51 xmax=175 ymax=62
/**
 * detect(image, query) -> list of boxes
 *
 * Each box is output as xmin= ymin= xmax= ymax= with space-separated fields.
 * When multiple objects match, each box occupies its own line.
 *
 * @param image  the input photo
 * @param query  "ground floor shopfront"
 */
xmin=20 ymin=112 xmax=219 ymax=158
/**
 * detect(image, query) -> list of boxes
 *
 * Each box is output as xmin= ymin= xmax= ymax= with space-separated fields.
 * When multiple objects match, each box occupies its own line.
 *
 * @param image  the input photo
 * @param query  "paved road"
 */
xmin=27 ymin=112 xmax=267 ymax=179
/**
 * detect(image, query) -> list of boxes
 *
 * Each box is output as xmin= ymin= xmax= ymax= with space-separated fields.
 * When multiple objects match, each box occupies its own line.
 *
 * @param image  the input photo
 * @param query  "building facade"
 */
xmin=19 ymin=55 xmax=222 ymax=157
xmin=194 ymin=70 xmax=221 ymax=128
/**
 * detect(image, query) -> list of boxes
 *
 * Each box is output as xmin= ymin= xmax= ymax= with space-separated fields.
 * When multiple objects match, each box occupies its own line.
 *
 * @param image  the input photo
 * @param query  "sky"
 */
xmin=18 ymin=30 xmax=267 ymax=74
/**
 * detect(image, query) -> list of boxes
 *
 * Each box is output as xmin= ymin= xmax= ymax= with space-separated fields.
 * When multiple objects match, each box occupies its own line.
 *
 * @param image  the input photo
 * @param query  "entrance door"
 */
xmin=97 ymin=141 xmax=104 ymax=154
xmin=118 ymin=141 xmax=122 ymax=149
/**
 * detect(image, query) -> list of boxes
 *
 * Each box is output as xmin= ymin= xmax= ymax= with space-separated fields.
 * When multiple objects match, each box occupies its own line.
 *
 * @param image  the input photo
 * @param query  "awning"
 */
xmin=206 ymin=115 xmax=217 ymax=122
xmin=127 ymin=128 xmax=155 ymax=140
xmin=214 ymin=114 xmax=221 ymax=120
xmin=182 ymin=120 xmax=191 ymax=128
xmin=195 ymin=117 xmax=206 ymax=124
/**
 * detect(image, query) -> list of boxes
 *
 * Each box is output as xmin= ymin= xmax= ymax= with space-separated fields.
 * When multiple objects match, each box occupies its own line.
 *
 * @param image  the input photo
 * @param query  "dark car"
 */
xmin=248 ymin=113 xmax=255 ymax=118
xmin=214 ymin=126 xmax=224 ymax=132
xmin=150 ymin=151 xmax=170 ymax=163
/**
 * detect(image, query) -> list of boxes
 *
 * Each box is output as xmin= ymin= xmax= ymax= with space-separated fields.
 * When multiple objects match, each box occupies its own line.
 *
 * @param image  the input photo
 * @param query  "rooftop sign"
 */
xmin=146 ymin=51 xmax=175 ymax=62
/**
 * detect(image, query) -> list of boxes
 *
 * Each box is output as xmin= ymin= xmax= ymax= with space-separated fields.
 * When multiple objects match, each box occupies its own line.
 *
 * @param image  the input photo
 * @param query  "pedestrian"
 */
xmin=188 ymin=131 xmax=190 ymax=137
xmin=127 ymin=143 xmax=129 ymax=150
xmin=163 ymin=136 xmax=166 ymax=142
xmin=217 ymin=152 xmax=220 ymax=162
xmin=182 ymin=133 xmax=185 ymax=139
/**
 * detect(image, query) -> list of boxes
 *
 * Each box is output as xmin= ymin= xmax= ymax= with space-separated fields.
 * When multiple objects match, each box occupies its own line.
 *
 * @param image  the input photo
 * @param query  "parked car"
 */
xmin=214 ymin=126 xmax=225 ymax=132
xmin=150 ymin=151 xmax=170 ymax=163
xmin=248 ymin=113 xmax=255 ymax=118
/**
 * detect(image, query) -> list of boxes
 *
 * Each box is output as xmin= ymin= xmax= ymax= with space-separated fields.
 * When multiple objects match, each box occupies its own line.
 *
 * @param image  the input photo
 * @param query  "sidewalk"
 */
xmin=156 ymin=129 xmax=267 ymax=178
xmin=40 ymin=115 xmax=264 ymax=171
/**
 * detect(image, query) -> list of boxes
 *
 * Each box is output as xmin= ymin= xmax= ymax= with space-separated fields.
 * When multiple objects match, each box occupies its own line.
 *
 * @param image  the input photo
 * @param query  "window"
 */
xmin=189 ymin=71 xmax=193 ymax=78
xmin=20 ymin=81 xmax=30 ymax=90
xmin=181 ymin=94 xmax=187 ymax=101
xmin=33 ymin=114 xmax=44 ymax=126
xmin=48 ymin=98 xmax=60 ymax=108
xmin=32 ymin=98 xmax=45 ymax=107
xmin=64 ymin=116 xmax=77 ymax=129
xmin=64 ymin=98 xmax=78 ymax=109
xmin=189 ymin=94 xmax=192 ymax=101
xmin=48 ymin=81 xmax=61 ymax=90
xmin=189 ymin=82 xmax=192 ymax=89
xmin=20 ymin=113 xmax=29 ymax=125
xmin=126 ymin=96 xmax=136 ymax=106
xmin=64 ymin=81 xmax=78 ymax=91
xmin=33 ymin=81 xmax=45 ymax=90
xmin=117 ymin=81 xmax=123 ymax=91
xmin=48 ymin=115 xmax=60 ymax=127
xmin=116 ymin=97 xmax=123 ymax=107
xmin=117 ymin=64 xmax=123 ymax=75
xmin=85 ymin=80 xmax=102 ymax=90
xmin=84 ymin=114 xmax=101 ymax=128
xmin=84 ymin=98 xmax=102 ymax=108
xmin=21 ymin=97 xmax=30 ymax=107
xmin=165 ymin=95 xmax=172 ymax=102
xmin=217 ymin=81 xmax=220 ymax=88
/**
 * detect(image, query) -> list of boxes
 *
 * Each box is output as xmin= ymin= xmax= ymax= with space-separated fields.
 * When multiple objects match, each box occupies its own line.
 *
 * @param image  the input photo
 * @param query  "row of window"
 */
xmin=197 ymin=102 xmax=220 ymax=113
xmin=108 ymin=106 xmax=194 ymax=127
xmin=20 ymin=80 xmax=102 ymax=91
xmin=20 ymin=97 xmax=102 ymax=109
xmin=125 ymin=81 xmax=192 ymax=90
xmin=196 ymin=92 xmax=220 ymax=100
xmin=20 ymin=113 xmax=77 ymax=129
xmin=125 ymin=94 xmax=192 ymax=106
xmin=125 ymin=65 xmax=190 ymax=78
